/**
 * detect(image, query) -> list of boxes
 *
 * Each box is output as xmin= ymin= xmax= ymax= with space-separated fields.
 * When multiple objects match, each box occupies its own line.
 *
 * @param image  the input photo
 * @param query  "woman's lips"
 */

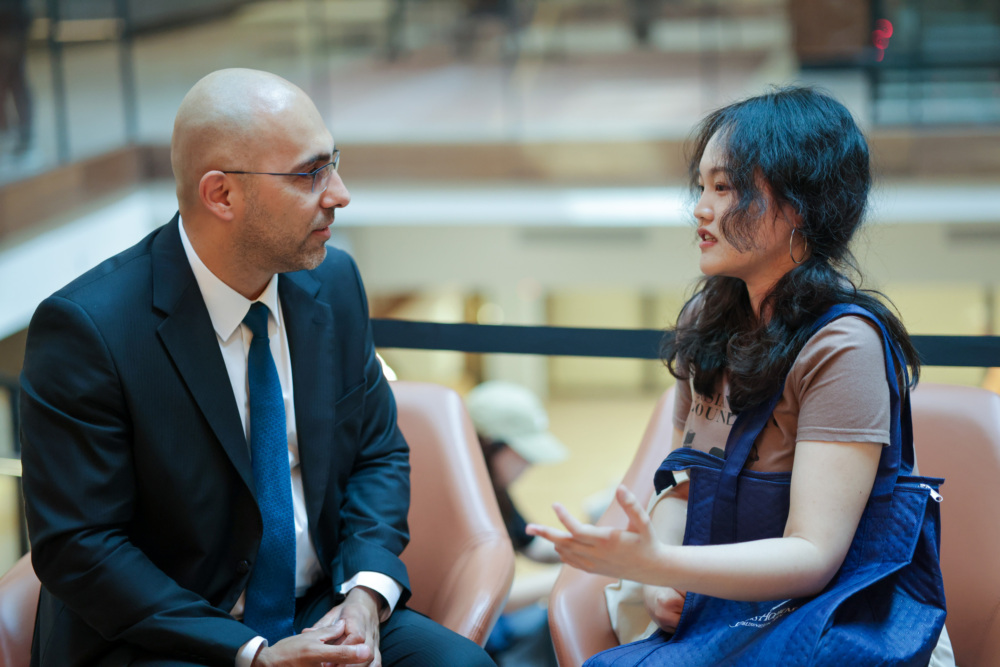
xmin=698 ymin=229 xmax=718 ymax=248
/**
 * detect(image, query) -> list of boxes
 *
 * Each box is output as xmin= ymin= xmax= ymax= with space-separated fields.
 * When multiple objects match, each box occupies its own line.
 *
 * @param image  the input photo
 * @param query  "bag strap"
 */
xmin=709 ymin=303 xmax=914 ymax=544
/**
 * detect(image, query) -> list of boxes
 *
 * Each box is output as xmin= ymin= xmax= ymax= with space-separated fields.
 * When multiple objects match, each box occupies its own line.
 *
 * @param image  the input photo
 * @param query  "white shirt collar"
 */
xmin=178 ymin=216 xmax=282 ymax=341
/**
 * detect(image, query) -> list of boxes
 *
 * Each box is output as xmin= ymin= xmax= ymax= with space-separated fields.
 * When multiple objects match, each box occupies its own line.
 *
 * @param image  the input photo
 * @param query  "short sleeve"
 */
xmin=790 ymin=316 xmax=891 ymax=446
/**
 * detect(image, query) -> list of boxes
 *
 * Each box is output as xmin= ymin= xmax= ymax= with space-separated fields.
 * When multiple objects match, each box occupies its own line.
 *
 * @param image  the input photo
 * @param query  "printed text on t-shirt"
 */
xmin=690 ymin=391 xmax=737 ymax=426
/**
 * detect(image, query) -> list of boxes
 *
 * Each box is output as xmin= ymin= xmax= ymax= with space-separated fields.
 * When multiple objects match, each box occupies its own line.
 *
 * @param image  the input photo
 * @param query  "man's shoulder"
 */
xmin=52 ymin=224 xmax=164 ymax=306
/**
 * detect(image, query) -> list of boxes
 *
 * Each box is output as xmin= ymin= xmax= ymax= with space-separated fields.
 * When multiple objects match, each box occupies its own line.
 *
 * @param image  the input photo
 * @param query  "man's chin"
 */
xmin=302 ymin=245 xmax=328 ymax=270
xmin=276 ymin=246 xmax=327 ymax=275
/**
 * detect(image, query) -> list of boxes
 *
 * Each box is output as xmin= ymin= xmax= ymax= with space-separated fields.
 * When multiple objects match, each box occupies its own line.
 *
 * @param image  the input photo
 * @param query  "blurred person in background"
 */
xmin=466 ymin=380 xmax=565 ymax=667
xmin=0 ymin=0 xmax=32 ymax=154
xmin=628 ymin=0 xmax=663 ymax=45
xmin=455 ymin=0 xmax=519 ymax=57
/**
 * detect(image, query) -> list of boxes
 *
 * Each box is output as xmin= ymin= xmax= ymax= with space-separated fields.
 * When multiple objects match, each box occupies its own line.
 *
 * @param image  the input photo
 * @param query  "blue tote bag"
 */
xmin=586 ymin=304 xmax=946 ymax=667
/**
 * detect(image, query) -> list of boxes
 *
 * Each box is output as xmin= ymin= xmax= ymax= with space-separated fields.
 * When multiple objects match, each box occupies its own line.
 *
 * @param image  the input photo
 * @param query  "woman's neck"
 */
xmin=745 ymin=278 xmax=775 ymax=320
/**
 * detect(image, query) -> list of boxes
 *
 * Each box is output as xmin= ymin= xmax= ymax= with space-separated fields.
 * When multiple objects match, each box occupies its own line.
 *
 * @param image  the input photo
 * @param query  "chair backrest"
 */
xmin=911 ymin=383 xmax=1000 ymax=667
xmin=392 ymin=380 xmax=515 ymax=646
xmin=0 ymin=551 xmax=37 ymax=667
xmin=549 ymin=386 xmax=676 ymax=667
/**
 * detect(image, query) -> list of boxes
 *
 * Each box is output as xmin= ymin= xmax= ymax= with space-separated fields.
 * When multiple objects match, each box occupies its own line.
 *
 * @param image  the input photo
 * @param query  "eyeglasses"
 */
xmin=224 ymin=149 xmax=340 ymax=194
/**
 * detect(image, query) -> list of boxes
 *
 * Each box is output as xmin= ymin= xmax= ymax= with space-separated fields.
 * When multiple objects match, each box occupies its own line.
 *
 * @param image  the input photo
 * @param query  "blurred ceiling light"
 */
xmin=338 ymin=187 xmax=690 ymax=227
xmin=872 ymin=18 xmax=894 ymax=62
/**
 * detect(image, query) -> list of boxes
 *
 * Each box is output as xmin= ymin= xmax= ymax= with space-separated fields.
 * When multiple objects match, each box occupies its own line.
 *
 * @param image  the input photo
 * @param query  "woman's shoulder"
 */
xmin=788 ymin=313 xmax=893 ymax=446
xmin=814 ymin=313 xmax=884 ymax=348
xmin=791 ymin=313 xmax=887 ymax=387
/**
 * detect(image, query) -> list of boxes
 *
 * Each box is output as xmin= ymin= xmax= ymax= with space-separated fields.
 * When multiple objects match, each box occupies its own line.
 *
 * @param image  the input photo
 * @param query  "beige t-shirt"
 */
xmin=672 ymin=315 xmax=891 ymax=472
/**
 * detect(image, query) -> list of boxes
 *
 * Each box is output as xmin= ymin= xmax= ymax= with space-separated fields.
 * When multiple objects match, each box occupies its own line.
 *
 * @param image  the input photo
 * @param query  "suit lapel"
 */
xmin=280 ymin=270 xmax=336 ymax=526
xmin=152 ymin=216 xmax=255 ymax=494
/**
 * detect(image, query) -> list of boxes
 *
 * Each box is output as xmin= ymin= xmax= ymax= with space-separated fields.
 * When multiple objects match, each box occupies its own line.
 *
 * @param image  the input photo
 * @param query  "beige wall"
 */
xmin=883 ymin=283 xmax=993 ymax=387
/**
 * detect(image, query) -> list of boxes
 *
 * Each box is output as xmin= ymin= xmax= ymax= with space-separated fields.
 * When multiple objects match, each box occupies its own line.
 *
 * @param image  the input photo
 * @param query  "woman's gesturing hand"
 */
xmin=526 ymin=484 xmax=668 ymax=583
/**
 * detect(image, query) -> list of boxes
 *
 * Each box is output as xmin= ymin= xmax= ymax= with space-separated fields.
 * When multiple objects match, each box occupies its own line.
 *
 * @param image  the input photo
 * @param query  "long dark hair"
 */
xmin=661 ymin=86 xmax=919 ymax=412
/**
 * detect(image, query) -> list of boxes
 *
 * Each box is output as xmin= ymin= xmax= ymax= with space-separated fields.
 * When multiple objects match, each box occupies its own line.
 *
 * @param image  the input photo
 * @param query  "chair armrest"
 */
xmin=549 ymin=565 xmax=618 ymax=667
xmin=547 ymin=387 xmax=677 ymax=666
xmin=430 ymin=533 xmax=515 ymax=646
xmin=0 ymin=553 xmax=39 ymax=667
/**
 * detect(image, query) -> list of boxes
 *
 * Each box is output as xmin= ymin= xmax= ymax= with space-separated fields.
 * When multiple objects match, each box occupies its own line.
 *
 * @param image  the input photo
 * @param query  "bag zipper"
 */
xmin=919 ymin=484 xmax=943 ymax=503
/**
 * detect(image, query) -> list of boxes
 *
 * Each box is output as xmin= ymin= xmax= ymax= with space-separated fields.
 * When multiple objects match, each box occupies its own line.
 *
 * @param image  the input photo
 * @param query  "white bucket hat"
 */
xmin=465 ymin=381 xmax=569 ymax=465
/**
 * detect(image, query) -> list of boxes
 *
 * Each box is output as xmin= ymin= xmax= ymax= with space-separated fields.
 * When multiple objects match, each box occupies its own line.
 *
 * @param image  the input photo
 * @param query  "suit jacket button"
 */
xmin=237 ymin=560 xmax=251 ymax=575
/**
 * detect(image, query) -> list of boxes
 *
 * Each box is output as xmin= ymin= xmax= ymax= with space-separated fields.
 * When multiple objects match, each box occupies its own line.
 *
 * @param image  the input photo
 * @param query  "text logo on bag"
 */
xmin=730 ymin=601 xmax=799 ymax=629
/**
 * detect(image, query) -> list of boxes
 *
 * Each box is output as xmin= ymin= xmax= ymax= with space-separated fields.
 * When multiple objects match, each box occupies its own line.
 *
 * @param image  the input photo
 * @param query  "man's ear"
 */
xmin=199 ymin=170 xmax=237 ymax=221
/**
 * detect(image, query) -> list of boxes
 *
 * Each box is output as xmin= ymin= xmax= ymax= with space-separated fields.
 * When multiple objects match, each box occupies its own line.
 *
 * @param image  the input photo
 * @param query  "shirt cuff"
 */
xmin=236 ymin=636 xmax=267 ymax=667
xmin=339 ymin=571 xmax=403 ymax=616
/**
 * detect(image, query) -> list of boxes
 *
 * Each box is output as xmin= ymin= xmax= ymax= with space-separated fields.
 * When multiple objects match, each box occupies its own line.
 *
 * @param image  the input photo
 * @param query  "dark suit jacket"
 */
xmin=20 ymin=216 xmax=412 ymax=666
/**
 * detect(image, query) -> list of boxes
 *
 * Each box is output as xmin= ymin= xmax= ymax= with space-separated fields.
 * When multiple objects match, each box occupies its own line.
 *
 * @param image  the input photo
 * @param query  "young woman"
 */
xmin=527 ymin=86 xmax=952 ymax=665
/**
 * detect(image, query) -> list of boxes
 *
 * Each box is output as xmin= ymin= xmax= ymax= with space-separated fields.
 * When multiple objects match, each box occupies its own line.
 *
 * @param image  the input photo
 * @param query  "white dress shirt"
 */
xmin=178 ymin=220 xmax=401 ymax=666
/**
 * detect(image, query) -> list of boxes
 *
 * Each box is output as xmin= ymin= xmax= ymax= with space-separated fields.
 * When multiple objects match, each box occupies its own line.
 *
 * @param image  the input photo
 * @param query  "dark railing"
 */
xmin=2 ymin=323 xmax=999 ymax=558
xmin=370 ymin=320 xmax=1000 ymax=368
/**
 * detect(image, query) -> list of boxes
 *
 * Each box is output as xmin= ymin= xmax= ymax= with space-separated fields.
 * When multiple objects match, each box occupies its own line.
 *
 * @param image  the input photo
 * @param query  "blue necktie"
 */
xmin=242 ymin=302 xmax=296 ymax=643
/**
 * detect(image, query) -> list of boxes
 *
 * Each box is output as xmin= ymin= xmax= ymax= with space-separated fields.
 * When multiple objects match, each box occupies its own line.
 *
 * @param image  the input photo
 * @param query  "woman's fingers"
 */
xmin=554 ymin=502 xmax=613 ymax=546
xmin=525 ymin=521 xmax=598 ymax=571
xmin=526 ymin=507 xmax=600 ymax=548
xmin=616 ymin=485 xmax=653 ymax=537
xmin=525 ymin=495 xmax=661 ymax=578
xmin=551 ymin=503 xmax=585 ymax=532
xmin=525 ymin=522 xmax=572 ymax=542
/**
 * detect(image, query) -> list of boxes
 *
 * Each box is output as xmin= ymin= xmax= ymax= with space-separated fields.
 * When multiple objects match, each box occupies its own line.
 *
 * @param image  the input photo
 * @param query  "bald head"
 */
xmin=170 ymin=69 xmax=322 ymax=213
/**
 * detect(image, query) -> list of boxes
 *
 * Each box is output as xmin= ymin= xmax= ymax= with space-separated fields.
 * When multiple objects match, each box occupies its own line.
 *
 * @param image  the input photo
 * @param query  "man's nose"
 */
xmin=321 ymin=172 xmax=350 ymax=209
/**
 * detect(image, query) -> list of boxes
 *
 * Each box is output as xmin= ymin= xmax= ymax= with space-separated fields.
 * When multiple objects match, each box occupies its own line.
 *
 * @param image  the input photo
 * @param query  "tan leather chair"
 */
xmin=0 ymin=552 xmax=37 ymax=667
xmin=549 ymin=386 xmax=676 ymax=667
xmin=549 ymin=382 xmax=1000 ymax=667
xmin=0 ymin=380 xmax=514 ymax=663
xmin=911 ymin=383 xmax=1000 ymax=667
xmin=392 ymin=380 xmax=515 ymax=645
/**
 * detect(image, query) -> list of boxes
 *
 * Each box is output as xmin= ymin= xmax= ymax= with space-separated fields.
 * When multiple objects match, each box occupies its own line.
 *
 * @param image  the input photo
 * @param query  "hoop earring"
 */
xmin=790 ymin=228 xmax=808 ymax=265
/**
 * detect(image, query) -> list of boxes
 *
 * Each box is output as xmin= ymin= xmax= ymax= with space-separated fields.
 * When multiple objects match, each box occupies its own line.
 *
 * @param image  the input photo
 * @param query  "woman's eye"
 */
xmin=715 ymin=182 xmax=730 ymax=193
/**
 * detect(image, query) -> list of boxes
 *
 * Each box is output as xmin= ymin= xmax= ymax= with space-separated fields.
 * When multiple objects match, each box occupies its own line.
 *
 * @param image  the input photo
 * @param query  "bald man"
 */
xmin=20 ymin=69 xmax=495 ymax=667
